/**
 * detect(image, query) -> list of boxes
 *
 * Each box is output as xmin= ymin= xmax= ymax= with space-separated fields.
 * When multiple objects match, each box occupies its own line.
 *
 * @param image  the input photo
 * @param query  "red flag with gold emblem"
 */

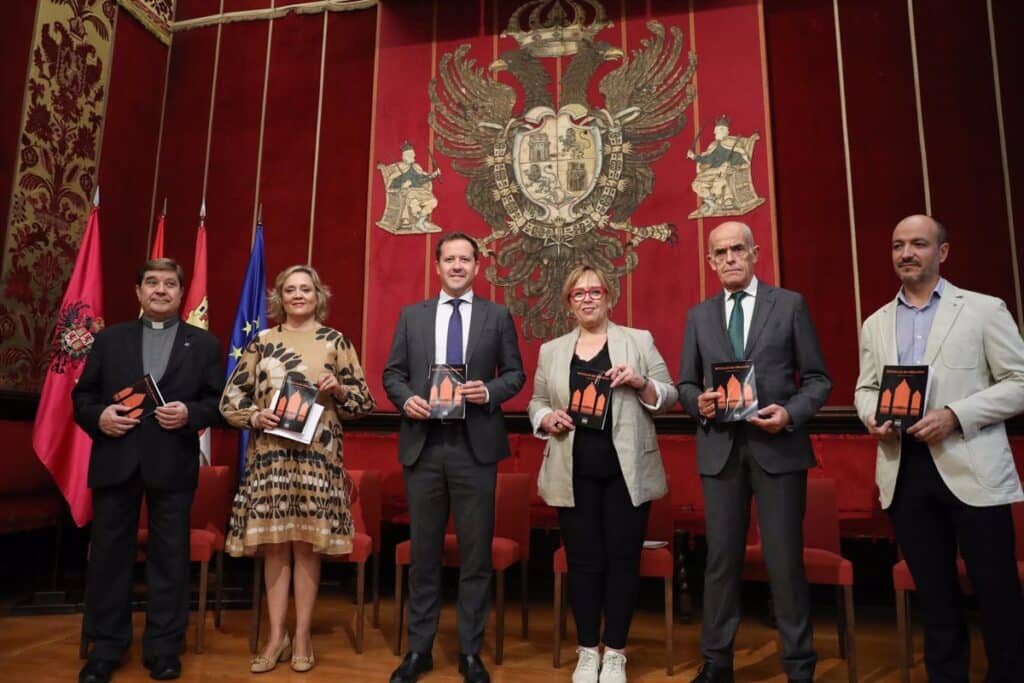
xmin=32 ymin=198 xmax=105 ymax=527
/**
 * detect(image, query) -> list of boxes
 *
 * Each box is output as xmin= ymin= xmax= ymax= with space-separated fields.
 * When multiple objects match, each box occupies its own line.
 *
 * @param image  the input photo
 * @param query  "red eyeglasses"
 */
xmin=569 ymin=287 xmax=606 ymax=303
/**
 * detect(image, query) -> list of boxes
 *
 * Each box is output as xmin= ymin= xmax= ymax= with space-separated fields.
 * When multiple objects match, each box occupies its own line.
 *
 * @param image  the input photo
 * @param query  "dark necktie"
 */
xmin=446 ymin=299 xmax=464 ymax=364
xmin=728 ymin=291 xmax=747 ymax=359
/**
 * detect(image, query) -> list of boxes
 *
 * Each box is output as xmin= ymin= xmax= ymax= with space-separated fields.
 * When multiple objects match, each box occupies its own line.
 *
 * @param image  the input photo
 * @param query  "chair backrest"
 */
xmin=494 ymin=472 xmax=532 ymax=560
xmin=802 ymin=477 xmax=841 ymax=554
xmin=190 ymin=465 xmax=234 ymax=545
xmin=138 ymin=465 xmax=234 ymax=539
xmin=348 ymin=469 xmax=383 ymax=553
xmin=747 ymin=477 xmax=841 ymax=554
xmin=646 ymin=489 xmax=675 ymax=544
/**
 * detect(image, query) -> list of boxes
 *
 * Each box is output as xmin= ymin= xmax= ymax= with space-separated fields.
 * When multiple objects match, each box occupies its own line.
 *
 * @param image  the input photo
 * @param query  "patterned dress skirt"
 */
xmin=226 ymin=431 xmax=355 ymax=557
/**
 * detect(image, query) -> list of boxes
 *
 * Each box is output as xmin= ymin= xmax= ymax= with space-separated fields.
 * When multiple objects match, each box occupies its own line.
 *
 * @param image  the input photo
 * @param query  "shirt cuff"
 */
xmin=531 ymin=407 xmax=553 ymax=439
xmin=638 ymin=379 xmax=665 ymax=411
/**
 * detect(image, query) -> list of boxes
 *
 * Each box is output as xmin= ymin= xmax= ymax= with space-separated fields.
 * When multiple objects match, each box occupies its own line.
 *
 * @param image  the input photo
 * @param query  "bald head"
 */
xmin=708 ymin=221 xmax=755 ymax=256
xmin=894 ymin=214 xmax=947 ymax=246
xmin=708 ymin=221 xmax=759 ymax=292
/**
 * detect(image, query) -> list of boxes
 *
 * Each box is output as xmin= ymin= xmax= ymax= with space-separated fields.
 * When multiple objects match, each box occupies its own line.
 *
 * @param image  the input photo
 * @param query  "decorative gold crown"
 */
xmin=501 ymin=0 xmax=611 ymax=58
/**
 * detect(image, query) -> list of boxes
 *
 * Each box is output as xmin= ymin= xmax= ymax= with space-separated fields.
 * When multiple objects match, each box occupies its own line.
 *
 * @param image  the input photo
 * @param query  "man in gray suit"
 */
xmin=678 ymin=221 xmax=831 ymax=683
xmin=383 ymin=232 xmax=525 ymax=683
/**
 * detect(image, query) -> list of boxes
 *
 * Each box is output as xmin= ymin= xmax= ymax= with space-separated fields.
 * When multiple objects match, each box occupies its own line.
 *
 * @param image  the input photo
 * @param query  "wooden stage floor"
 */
xmin=0 ymin=593 xmax=989 ymax=682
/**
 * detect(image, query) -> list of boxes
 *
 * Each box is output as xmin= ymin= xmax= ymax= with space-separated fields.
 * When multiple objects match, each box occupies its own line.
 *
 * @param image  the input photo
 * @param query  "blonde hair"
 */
xmin=267 ymin=265 xmax=331 ymax=323
xmin=560 ymin=263 xmax=616 ymax=309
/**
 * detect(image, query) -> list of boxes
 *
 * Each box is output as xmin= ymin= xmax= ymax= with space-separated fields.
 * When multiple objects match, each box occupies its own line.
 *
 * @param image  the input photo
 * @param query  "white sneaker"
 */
xmin=599 ymin=649 xmax=627 ymax=683
xmin=572 ymin=646 xmax=601 ymax=683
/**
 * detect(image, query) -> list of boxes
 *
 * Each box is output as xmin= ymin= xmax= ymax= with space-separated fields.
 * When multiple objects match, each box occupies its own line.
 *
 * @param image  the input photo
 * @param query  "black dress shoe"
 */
xmin=389 ymin=651 xmax=433 ymax=683
xmin=691 ymin=662 xmax=735 ymax=683
xmin=142 ymin=654 xmax=181 ymax=680
xmin=458 ymin=653 xmax=490 ymax=683
xmin=79 ymin=659 xmax=120 ymax=683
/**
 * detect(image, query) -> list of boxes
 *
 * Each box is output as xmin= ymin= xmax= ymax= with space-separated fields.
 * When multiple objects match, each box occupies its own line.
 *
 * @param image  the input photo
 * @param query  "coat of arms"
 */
xmin=430 ymin=0 xmax=697 ymax=339
xmin=48 ymin=300 xmax=103 ymax=374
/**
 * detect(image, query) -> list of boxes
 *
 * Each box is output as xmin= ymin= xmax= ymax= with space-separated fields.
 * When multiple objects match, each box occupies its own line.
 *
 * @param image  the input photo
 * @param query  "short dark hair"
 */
xmin=932 ymin=217 xmax=948 ymax=245
xmin=435 ymin=232 xmax=479 ymax=261
xmin=137 ymin=258 xmax=185 ymax=288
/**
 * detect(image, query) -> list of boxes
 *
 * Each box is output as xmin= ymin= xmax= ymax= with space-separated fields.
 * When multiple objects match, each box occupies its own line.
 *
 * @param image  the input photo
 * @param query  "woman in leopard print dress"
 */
xmin=220 ymin=265 xmax=374 ymax=672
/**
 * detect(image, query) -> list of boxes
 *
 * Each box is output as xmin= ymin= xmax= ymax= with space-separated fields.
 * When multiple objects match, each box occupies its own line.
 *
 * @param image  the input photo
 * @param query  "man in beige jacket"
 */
xmin=855 ymin=214 xmax=1024 ymax=682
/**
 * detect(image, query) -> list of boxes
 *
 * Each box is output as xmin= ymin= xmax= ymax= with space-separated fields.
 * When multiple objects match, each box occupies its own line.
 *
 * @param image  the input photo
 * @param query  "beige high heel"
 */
xmin=250 ymin=633 xmax=292 ymax=673
xmin=291 ymin=646 xmax=315 ymax=673
xmin=290 ymin=643 xmax=313 ymax=675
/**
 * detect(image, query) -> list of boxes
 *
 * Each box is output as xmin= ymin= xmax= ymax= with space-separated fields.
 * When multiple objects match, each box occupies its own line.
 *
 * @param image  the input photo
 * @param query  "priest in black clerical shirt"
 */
xmin=73 ymin=258 xmax=224 ymax=683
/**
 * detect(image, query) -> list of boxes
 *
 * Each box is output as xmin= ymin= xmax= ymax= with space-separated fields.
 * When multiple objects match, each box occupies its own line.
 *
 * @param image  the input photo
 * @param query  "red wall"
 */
xmin=2 ymin=0 xmax=1021 ymax=412
xmin=97 ymin=10 xmax=169 ymax=325
xmin=766 ymin=0 xmax=1023 ymax=403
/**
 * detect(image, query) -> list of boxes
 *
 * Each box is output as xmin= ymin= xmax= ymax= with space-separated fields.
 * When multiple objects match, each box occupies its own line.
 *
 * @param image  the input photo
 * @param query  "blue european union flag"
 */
xmin=226 ymin=225 xmax=266 ymax=479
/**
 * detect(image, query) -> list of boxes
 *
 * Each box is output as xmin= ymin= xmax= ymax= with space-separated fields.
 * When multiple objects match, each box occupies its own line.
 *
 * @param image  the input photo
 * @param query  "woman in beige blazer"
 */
xmin=528 ymin=264 xmax=677 ymax=683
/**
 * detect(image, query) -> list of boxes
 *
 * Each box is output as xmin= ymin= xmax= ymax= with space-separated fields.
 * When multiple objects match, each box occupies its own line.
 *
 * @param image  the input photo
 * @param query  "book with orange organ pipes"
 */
xmin=710 ymin=361 xmax=759 ymax=422
xmin=875 ymin=365 xmax=931 ymax=429
xmin=112 ymin=374 xmax=165 ymax=419
xmin=265 ymin=376 xmax=324 ymax=444
xmin=428 ymin=363 xmax=466 ymax=420
xmin=567 ymin=367 xmax=613 ymax=430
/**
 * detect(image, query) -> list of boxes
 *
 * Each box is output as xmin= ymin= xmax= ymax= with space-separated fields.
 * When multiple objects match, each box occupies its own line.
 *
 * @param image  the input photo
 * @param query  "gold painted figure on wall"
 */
xmin=376 ymin=141 xmax=442 ymax=234
xmin=687 ymin=115 xmax=764 ymax=219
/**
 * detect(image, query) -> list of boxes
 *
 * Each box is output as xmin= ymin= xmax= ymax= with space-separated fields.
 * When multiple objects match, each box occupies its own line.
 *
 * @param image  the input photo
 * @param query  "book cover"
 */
xmin=112 ymin=373 xmax=165 ymax=419
xmin=875 ymin=365 xmax=930 ymax=429
xmin=271 ymin=375 xmax=320 ymax=433
xmin=711 ymin=361 xmax=759 ymax=422
xmin=567 ymin=367 xmax=613 ymax=430
xmin=429 ymin=363 xmax=466 ymax=420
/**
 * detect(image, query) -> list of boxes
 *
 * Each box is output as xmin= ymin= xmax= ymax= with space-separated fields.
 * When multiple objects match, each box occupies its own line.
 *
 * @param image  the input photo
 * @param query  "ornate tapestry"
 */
xmin=362 ymin=0 xmax=778 ymax=413
xmin=0 ymin=0 xmax=116 ymax=391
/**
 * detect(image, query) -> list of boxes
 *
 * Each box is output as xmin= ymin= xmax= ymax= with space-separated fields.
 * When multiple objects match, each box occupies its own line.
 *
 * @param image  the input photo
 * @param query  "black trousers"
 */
xmin=85 ymin=473 xmax=194 ymax=661
xmin=889 ymin=438 xmax=1024 ymax=683
xmin=700 ymin=437 xmax=816 ymax=679
xmin=557 ymin=467 xmax=650 ymax=649
xmin=403 ymin=423 xmax=496 ymax=655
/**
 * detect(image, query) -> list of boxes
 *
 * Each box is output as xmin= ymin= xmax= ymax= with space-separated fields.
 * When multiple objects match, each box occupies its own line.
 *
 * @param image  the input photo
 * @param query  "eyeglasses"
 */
xmin=709 ymin=243 xmax=751 ymax=263
xmin=569 ymin=287 xmax=606 ymax=302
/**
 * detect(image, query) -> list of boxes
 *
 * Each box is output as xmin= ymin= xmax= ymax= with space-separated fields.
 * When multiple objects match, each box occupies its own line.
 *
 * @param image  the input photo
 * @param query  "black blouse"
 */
xmin=570 ymin=342 xmax=620 ymax=479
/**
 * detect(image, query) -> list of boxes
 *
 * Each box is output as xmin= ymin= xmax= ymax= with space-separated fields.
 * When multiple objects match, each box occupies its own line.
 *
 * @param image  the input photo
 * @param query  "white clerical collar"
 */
xmin=141 ymin=317 xmax=179 ymax=330
xmin=439 ymin=289 xmax=475 ymax=305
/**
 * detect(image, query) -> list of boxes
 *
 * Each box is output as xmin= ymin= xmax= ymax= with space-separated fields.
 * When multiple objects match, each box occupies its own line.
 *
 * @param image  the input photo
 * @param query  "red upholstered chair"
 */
xmin=513 ymin=434 xmax=560 ymax=530
xmin=342 ymin=432 xmax=407 ymax=526
xmin=742 ymin=477 xmax=857 ymax=683
xmin=78 ymin=465 xmax=233 ymax=658
xmin=393 ymin=472 xmax=531 ymax=664
xmin=551 ymin=488 xmax=676 ymax=675
xmin=249 ymin=469 xmax=381 ymax=654
xmin=892 ymin=501 xmax=1024 ymax=683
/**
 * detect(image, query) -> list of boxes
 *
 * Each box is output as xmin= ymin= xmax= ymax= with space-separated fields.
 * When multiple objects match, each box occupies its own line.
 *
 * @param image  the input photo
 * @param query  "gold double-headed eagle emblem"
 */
xmin=419 ymin=0 xmax=701 ymax=339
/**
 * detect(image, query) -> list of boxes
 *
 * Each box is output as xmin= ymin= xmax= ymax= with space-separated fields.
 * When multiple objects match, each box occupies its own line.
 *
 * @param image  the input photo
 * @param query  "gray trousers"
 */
xmin=700 ymin=437 xmax=816 ymax=679
xmin=403 ymin=424 xmax=496 ymax=654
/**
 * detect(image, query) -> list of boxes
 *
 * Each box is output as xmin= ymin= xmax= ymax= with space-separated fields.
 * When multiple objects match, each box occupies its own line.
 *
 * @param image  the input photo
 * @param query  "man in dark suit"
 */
xmin=383 ymin=232 xmax=525 ymax=683
xmin=678 ymin=222 xmax=831 ymax=683
xmin=73 ymin=258 xmax=224 ymax=683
